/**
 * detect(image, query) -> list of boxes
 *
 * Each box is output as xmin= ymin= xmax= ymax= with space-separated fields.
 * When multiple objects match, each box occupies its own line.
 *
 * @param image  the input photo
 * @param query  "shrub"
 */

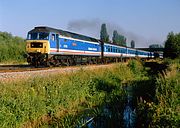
xmin=128 ymin=59 xmax=145 ymax=78
xmin=0 ymin=32 xmax=26 ymax=63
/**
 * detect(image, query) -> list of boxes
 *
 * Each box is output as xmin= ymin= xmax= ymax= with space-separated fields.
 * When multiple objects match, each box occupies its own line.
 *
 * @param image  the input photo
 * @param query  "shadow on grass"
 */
xmin=144 ymin=62 xmax=168 ymax=75
xmin=132 ymin=79 xmax=156 ymax=103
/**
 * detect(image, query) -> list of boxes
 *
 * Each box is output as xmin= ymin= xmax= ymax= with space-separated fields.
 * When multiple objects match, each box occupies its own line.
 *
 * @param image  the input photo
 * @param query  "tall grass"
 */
xmin=135 ymin=59 xmax=180 ymax=127
xmin=0 ymin=63 xmax=134 ymax=127
xmin=152 ymin=62 xmax=180 ymax=127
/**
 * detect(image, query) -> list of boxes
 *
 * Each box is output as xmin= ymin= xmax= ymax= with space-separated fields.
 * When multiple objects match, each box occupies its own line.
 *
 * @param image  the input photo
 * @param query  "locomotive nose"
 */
xmin=26 ymin=40 xmax=49 ymax=54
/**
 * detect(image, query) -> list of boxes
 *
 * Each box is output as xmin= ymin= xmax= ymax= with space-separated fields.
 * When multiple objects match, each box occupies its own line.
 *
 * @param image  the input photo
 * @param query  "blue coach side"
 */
xmin=104 ymin=43 xmax=127 ymax=57
xmin=127 ymin=48 xmax=136 ymax=57
xmin=49 ymin=34 xmax=101 ymax=56
xmin=136 ymin=49 xmax=150 ymax=58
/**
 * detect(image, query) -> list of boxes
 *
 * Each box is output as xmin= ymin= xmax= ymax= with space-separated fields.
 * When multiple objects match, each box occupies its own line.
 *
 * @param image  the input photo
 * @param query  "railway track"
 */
xmin=0 ymin=64 xmax=52 ymax=73
xmin=0 ymin=63 xmax=106 ymax=73
xmin=0 ymin=63 xmax=112 ymax=83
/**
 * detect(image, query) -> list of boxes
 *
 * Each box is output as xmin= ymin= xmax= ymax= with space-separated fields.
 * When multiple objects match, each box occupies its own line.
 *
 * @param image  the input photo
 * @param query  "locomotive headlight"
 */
xmin=27 ymin=44 xmax=30 ymax=48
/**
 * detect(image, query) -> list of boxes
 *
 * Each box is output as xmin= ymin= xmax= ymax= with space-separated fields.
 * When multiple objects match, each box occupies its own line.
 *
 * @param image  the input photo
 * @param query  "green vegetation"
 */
xmin=0 ymin=53 xmax=179 ymax=127
xmin=134 ymin=59 xmax=180 ymax=127
xmin=100 ymin=23 xmax=109 ymax=42
xmin=100 ymin=23 xmax=127 ymax=46
xmin=0 ymin=64 xmax=134 ymax=127
xmin=0 ymin=32 xmax=26 ymax=63
xmin=152 ymin=61 xmax=180 ymax=127
xmin=164 ymin=32 xmax=180 ymax=59
xmin=112 ymin=30 xmax=127 ymax=46
xmin=130 ymin=40 xmax=135 ymax=48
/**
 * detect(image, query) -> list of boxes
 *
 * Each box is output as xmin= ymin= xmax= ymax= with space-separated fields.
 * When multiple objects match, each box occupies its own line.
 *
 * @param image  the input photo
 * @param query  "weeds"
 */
xmin=135 ymin=59 xmax=180 ymax=127
xmin=0 ymin=63 xmax=132 ymax=127
xmin=1 ymin=59 xmax=178 ymax=127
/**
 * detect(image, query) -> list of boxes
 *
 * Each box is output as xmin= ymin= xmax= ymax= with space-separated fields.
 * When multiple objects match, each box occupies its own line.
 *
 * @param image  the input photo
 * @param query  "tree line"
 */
xmin=100 ymin=23 xmax=135 ymax=48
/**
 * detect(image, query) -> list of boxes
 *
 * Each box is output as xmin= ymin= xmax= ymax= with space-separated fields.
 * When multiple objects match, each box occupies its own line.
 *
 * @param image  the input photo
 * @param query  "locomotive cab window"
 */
xmin=39 ymin=33 xmax=49 ymax=40
xmin=27 ymin=33 xmax=38 ymax=40
xmin=27 ymin=32 xmax=49 ymax=40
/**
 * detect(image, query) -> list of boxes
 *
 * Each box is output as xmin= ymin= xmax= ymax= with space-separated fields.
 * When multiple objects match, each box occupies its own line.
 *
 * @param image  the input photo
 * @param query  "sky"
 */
xmin=0 ymin=0 xmax=180 ymax=47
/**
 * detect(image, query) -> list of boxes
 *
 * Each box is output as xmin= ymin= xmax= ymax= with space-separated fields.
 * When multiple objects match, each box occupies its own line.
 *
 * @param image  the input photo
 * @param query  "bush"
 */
xmin=128 ymin=59 xmax=145 ymax=78
xmin=0 ymin=32 xmax=26 ymax=63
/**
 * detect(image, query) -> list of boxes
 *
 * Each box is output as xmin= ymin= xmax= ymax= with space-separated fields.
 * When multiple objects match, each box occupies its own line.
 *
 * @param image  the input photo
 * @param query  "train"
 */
xmin=26 ymin=26 xmax=154 ymax=67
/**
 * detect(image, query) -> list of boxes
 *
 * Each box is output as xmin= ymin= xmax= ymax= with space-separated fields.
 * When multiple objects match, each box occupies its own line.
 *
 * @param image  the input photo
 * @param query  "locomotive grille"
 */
xmin=31 ymin=42 xmax=43 ymax=48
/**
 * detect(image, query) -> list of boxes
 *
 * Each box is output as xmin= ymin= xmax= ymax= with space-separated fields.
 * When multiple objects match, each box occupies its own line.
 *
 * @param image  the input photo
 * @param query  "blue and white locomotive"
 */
xmin=26 ymin=26 xmax=153 ymax=66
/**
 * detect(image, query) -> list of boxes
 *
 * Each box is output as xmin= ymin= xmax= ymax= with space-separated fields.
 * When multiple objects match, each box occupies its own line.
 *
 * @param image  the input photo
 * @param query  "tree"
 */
xmin=112 ymin=30 xmax=118 ymax=44
xmin=112 ymin=30 xmax=126 ymax=46
xmin=164 ymin=32 xmax=180 ymax=59
xmin=119 ymin=35 xmax=126 ymax=46
xmin=131 ymin=40 xmax=135 ymax=48
xmin=100 ymin=23 xmax=109 ymax=42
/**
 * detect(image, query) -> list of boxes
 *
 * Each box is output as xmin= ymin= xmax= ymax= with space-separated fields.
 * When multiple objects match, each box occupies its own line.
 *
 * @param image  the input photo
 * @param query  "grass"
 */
xmin=134 ymin=59 xmax=180 ymax=127
xmin=152 ymin=62 xmax=180 ymax=127
xmin=0 ymin=63 xmax=134 ymax=127
xmin=1 ymin=59 xmax=179 ymax=127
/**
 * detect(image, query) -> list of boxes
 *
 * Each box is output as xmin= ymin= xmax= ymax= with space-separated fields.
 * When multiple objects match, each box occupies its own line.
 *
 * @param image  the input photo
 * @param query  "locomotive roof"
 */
xmin=29 ymin=26 xmax=99 ymax=42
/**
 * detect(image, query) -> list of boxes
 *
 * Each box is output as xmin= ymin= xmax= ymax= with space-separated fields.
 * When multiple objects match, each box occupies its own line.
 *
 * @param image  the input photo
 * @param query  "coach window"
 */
xmin=110 ymin=46 xmax=112 ymax=52
xmin=107 ymin=47 xmax=109 ymax=52
xmin=113 ymin=48 xmax=115 ymax=53
xmin=107 ymin=46 xmax=110 ymax=52
xmin=112 ymin=47 xmax=115 ymax=52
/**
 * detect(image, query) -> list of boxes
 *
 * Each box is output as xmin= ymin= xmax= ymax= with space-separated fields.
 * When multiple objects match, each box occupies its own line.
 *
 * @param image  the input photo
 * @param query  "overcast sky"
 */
xmin=0 ymin=0 xmax=180 ymax=47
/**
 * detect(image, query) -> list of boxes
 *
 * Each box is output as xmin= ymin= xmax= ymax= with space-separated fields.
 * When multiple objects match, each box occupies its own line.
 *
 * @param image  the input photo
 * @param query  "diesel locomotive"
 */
xmin=26 ymin=26 xmax=154 ymax=66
